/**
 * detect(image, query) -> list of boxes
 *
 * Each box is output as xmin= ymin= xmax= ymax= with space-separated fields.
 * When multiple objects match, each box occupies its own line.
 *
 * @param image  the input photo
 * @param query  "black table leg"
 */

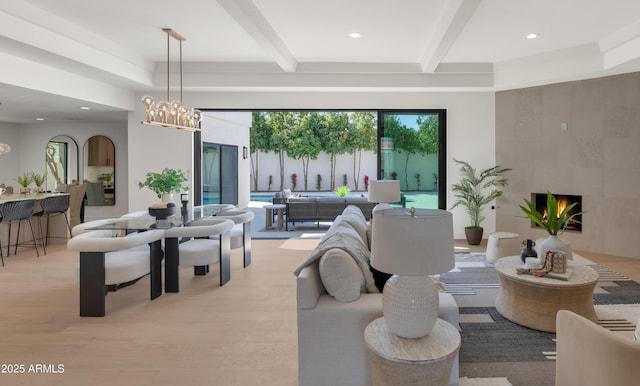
xmin=149 ymin=240 xmax=163 ymax=300
xmin=79 ymin=251 xmax=106 ymax=317
xmin=219 ymin=232 xmax=231 ymax=286
xmin=243 ymin=222 xmax=251 ymax=268
xmin=164 ymin=237 xmax=180 ymax=293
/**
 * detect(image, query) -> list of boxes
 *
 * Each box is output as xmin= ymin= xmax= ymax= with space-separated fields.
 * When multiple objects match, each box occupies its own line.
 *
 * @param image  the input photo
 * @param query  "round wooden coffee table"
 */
xmin=494 ymin=256 xmax=598 ymax=332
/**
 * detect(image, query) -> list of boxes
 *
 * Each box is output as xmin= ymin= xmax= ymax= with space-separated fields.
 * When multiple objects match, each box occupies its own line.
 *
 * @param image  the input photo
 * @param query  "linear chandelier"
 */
xmin=141 ymin=28 xmax=202 ymax=132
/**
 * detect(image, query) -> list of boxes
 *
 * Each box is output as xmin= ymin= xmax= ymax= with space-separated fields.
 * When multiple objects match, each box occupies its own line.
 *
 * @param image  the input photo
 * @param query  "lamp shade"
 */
xmin=370 ymin=208 xmax=454 ymax=276
xmin=368 ymin=180 xmax=400 ymax=203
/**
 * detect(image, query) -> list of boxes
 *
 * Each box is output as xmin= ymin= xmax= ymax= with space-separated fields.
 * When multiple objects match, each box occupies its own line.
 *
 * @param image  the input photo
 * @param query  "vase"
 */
xmin=20 ymin=187 xmax=30 ymax=194
xmin=161 ymin=193 xmax=175 ymax=206
xmin=538 ymin=235 xmax=568 ymax=260
xmin=520 ymin=239 xmax=537 ymax=263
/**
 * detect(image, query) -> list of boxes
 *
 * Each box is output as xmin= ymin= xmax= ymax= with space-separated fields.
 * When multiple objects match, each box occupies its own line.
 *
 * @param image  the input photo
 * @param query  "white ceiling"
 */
xmin=1 ymin=0 xmax=640 ymax=124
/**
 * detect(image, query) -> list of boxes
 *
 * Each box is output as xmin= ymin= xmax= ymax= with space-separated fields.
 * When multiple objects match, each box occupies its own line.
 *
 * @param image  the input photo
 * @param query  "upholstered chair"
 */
xmin=0 ymin=199 xmax=40 ymax=261
xmin=163 ymin=218 xmax=234 ymax=291
xmin=67 ymin=229 xmax=165 ymax=317
xmin=33 ymin=194 xmax=71 ymax=255
xmin=556 ymin=310 xmax=640 ymax=386
xmin=66 ymin=182 xmax=87 ymax=228
xmin=214 ymin=210 xmax=254 ymax=268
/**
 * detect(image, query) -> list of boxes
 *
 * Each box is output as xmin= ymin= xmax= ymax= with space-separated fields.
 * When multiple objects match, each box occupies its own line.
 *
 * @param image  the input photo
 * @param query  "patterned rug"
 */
xmin=441 ymin=252 xmax=640 ymax=386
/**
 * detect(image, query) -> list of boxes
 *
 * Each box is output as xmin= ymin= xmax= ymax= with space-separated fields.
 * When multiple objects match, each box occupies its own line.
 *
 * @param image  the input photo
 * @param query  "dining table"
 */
xmin=83 ymin=204 xmax=235 ymax=315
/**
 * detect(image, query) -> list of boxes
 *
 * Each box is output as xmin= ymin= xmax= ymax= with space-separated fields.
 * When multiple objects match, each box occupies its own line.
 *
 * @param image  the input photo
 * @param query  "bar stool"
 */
xmin=0 ymin=200 xmax=40 ymax=263
xmin=33 ymin=195 xmax=71 ymax=255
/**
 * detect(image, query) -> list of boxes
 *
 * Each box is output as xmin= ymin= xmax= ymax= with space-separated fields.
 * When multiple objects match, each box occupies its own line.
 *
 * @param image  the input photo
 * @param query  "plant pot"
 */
xmin=465 ymin=227 xmax=483 ymax=245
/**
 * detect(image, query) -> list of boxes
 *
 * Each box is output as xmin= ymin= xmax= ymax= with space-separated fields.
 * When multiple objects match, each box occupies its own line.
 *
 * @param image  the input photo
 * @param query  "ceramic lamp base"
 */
xmin=382 ymin=275 xmax=440 ymax=339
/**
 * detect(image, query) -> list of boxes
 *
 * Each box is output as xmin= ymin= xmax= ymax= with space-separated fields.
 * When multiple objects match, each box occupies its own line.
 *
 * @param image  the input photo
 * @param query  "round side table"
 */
xmin=364 ymin=317 xmax=460 ymax=386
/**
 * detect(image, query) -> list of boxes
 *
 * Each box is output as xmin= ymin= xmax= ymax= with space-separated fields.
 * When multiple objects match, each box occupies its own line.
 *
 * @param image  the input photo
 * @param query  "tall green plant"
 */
xmin=519 ymin=191 xmax=583 ymax=235
xmin=450 ymin=159 xmax=511 ymax=229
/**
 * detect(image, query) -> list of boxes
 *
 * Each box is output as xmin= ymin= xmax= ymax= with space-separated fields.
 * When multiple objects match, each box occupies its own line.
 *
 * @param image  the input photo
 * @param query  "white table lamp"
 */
xmin=368 ymin=180 xmax=400 ymax=212
xmin=370 ymin=207 xmax=454 ymax=339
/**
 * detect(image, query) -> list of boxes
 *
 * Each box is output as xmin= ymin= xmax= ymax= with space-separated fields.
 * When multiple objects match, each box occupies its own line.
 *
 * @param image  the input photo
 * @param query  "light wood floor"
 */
xmin=0 ymin=239 xmax=637 ymax=385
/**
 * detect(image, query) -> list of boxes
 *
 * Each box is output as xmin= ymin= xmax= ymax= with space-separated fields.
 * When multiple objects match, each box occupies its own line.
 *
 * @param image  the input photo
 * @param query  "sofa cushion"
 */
xmin=339 ymin=205 xmax=369 ymax=246
xmin=319 ymin=248 xmax=366 ymax=302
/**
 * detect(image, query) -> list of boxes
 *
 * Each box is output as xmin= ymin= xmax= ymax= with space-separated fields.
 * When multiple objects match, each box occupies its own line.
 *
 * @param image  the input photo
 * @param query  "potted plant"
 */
xmin=334 ymin=186 xmax=351 ymax=197
xmin=15 ymin=172 xmax=33 ymax=194
xmin=139 ymin=168 xmax=188 ymax=218
xmin=450 ymin=159 xmax=511 ymax=245
xmin=519 ymin=191 xmax=584 ymax=257
xmin=101 ymin=171 xmax=114 ymax=187
xmin=32 ymin=172 xmax=46 ymax=193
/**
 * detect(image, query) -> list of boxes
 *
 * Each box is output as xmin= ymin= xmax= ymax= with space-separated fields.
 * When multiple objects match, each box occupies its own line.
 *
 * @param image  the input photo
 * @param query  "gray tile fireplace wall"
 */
xmin=495 ymin=72 xmax=640 ymax=259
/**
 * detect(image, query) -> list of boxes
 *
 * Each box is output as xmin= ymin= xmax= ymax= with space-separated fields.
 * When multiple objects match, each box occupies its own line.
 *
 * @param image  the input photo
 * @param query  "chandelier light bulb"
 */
xmin=141 ymin=95 xmax=154 ymax=109
xmin=0 ymin=143 xmax=11 ymax=155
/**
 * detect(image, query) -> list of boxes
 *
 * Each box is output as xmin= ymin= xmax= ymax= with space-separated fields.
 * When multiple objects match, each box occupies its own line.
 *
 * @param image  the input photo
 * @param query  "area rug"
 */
xmin=442 ymin=252 xmax=640 ymax=385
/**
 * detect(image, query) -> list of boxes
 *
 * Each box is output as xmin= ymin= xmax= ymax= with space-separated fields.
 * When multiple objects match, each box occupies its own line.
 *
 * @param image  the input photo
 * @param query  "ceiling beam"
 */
xmin=216 ymin=0 xmax=298 ymax=73
xmin=599 ymin=19 xmax=640 ymax=70
xmin=419 ymin=0 xmax=481 ymax=73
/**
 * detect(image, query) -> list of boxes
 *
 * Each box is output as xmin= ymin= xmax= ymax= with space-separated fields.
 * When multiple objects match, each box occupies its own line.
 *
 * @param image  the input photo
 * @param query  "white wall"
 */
xmin=0 ymin=120 xmax=128 ymax=221
xmin=127 ymin=90 xmax=496 ymax=239
xmin=201 ymin=111 xmax=251 ymax=208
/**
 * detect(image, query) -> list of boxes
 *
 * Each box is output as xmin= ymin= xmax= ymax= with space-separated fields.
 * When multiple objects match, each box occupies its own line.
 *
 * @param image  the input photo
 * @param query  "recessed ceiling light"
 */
xmin=36 ymin=118 xmax=45 ymax=121
xmin=526 ymin=33 xmax=539 ymax=39
xmin=348 ymin=32 xmax=362 ymax=39
xmin=80 ymin=106 xmax=90 ymax=110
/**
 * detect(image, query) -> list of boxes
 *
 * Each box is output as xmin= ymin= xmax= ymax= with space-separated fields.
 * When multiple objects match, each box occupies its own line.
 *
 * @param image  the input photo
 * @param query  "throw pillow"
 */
xmin=319 ymin=248 xmax=366 ymax=302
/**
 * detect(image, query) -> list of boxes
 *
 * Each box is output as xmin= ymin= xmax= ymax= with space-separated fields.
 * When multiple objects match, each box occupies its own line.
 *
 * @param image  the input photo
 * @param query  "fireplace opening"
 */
xmin=532 ymin=193 xmax=583 ymax=233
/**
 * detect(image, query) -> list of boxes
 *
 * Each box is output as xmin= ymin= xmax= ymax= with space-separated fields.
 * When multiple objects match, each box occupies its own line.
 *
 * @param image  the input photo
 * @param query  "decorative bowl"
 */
xmin=148 ymin=203 xmax=176 ymax=220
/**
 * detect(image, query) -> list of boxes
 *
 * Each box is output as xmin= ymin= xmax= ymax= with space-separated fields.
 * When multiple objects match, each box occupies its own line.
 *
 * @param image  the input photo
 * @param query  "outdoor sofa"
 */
xmin=285 ymin=196 xmax=376 ymax=230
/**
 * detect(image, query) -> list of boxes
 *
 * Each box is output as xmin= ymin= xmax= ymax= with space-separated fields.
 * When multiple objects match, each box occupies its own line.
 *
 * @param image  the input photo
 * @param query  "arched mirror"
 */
xmin=45 ymin=135 xmax=79 ymax=192
xmin=83 ymin=135 xmax=115 ymax=206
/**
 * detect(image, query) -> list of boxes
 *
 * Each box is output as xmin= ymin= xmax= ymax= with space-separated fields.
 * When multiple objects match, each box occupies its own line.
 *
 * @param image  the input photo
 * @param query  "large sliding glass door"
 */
xmin=202 ymin=142 xmax=238 ymax=205
xmin=378 ymin=110 xmax=446 ymax=209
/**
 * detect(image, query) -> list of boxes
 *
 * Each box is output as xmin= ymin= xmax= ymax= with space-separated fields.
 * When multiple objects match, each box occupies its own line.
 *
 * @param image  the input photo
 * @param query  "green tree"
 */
xmin=287 ymin=112 xmax=322 ymax=191
xmin=269 ymin=111 xmax=296 ymax=191
xmin=348 ymin=112 xmax=377 ymax=190
xmin=383 ymin=115 xmax=420 ymax=190
xmin=416 ymin=114 xmax=439 ymax=155
xmin=250 ymin=112 xmax=273 ymax=191
xmin=321 ymin=112 xmax=350 ymax=190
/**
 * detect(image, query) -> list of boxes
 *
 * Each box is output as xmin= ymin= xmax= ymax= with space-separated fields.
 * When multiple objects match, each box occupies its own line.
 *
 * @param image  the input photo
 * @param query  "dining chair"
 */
xmin=215 ymin=209 xmax=254 ymax=268
xmin=33 ymin=195 xmax=71 ymax=255
xmin=66 ymin=228 xmax=165 ymax=317
xmin=66 ymin=182 xmax=87 ymax=228
xmin=163 ymin=218 xmax=234 ymax=291
xmin=0 ymin=200 xmax=40 ymax=262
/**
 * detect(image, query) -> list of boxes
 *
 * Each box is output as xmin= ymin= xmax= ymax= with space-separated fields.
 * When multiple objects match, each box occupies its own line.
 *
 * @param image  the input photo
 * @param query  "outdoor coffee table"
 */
xmin=494 ymin=255 xmax=598 ymax=332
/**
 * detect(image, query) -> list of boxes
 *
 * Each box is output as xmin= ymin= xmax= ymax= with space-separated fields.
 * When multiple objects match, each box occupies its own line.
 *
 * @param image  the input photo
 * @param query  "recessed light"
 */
xmin=36 ymin=118 xmax=44 ymax=121
xmin=526 ymin=33 xmax=539 ymax=39
xmin=80 ymin=106 xmax=90 ymax=110
xmin=348 ymin=32 xmax=362 ymax=39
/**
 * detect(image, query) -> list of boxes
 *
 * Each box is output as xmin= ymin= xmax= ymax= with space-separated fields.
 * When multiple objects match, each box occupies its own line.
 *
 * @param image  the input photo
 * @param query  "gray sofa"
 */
xmin=295 ymin=205 xmax=459 ymax=386
xmin=286 ymin=196 xmax=376 ymax=230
